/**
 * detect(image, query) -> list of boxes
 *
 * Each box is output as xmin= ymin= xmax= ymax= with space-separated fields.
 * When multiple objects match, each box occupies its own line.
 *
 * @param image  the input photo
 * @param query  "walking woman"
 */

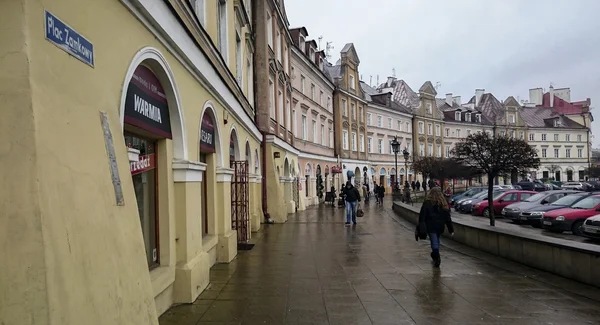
xmin=417 ymin=188 xmax=454 ymax=267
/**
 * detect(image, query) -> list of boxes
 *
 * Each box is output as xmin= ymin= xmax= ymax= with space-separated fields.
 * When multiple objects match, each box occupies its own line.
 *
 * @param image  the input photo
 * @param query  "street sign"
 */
xmin=45 ymin=10 xmax=94 ymax=67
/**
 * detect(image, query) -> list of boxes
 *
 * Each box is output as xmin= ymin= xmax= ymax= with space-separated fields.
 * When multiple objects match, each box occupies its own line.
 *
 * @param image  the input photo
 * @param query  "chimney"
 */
xmin=549 ymin=85 xmax=555 ymax=107
xmin=446 ymin=93 xmax=453 ymax=106
xmin=475 ymin=89 xmax=485 ymax=106
xmin=387 ymin=76 xmax=395 ymax=87
xmin=529 ymin=88 xmax=543 ymax=106
xmin=453 ymin=96 xmax=461 ymax=106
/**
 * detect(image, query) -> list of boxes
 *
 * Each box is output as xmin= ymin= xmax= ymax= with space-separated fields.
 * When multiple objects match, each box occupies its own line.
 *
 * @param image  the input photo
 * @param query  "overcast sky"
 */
xmin=285 ymin=0 xmax=600 ymax=146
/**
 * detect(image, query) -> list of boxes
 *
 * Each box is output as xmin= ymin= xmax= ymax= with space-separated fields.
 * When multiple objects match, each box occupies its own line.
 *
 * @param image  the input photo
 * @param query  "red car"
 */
xmin=472 ymin=190 xmax=537 ymax=217
xmin=542 ymin=194 xmax=600 ymax=235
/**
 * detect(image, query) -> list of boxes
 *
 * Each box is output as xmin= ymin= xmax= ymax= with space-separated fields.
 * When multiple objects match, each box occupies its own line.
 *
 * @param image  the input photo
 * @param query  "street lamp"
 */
xmin=391 ymin=137 xmax=401 ymax=203
xmin=402 ymin=147 xmax=410 ymax=187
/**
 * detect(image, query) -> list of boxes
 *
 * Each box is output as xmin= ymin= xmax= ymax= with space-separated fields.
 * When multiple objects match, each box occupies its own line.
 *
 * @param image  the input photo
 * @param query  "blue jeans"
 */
xmin=346 ymin=201 xmax=357 ymax=223
xmin=429 ymin=233 xmax=440 ymax=250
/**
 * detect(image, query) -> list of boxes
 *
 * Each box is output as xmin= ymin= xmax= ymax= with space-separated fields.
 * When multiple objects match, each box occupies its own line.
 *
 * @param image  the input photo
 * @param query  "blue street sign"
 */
xmin=45 ymin=11 xmax=94 ymax=67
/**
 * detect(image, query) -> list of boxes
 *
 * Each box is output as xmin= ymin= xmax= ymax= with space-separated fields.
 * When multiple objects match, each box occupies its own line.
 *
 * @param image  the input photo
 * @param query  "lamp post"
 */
xmin=402 ymin=147 xmax=410 ymax=187
xmin=391 ymin=136 xmax=401 ymax=203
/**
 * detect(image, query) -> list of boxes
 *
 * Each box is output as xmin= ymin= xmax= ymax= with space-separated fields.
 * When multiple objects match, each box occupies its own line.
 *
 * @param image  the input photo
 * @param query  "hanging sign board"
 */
xmin=200 ymin=113 xmax=216 ymax=153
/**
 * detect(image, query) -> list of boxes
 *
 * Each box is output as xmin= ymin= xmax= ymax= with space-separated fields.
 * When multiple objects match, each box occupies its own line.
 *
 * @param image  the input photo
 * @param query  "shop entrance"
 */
xmin=231 ymin=160 xmax=249 ymax=244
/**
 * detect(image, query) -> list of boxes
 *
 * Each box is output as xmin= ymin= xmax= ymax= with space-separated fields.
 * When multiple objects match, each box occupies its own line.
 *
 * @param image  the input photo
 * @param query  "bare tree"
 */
xmin=412 ymin=157 xmax=482 ymax=193
xmin=452 ymin=132 xmax=540 ymax=226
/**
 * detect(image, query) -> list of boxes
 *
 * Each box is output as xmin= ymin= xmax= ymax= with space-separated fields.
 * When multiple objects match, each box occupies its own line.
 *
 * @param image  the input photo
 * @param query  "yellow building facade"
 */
xmin=1 ymin=0 xmax=262 ymax=323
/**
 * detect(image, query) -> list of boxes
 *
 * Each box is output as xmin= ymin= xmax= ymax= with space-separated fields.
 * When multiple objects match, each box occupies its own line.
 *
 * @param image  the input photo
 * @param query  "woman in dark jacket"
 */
xmin=417 ymin=188 xmax=454 ymax=267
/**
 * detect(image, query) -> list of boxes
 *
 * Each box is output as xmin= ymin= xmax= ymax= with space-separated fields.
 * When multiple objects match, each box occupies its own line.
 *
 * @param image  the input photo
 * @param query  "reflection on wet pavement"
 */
xmin=159 ymin=199 xmax=600 ymax=325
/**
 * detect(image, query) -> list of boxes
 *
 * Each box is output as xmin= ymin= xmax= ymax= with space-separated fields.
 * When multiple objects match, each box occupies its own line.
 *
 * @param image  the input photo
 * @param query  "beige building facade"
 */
xmin=1 ymin=0 xmax=262 ymax=323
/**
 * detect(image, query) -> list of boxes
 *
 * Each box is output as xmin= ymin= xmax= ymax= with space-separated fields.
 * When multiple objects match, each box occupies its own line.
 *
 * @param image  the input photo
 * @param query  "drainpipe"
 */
xmin=261 ymin=131 xmax=273 ymax=223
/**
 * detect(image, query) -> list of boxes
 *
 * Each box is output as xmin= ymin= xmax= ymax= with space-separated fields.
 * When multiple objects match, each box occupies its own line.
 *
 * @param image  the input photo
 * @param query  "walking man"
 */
xmin=344 ymin=181 xmax=361 ymax=225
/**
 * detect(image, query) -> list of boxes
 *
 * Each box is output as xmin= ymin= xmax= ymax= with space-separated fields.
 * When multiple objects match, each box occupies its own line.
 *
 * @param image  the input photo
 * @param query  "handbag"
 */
xmin=415 ymin=223 xmax=427 ymax=241
xmin=356 ymin=203 xmax=364 ymax=218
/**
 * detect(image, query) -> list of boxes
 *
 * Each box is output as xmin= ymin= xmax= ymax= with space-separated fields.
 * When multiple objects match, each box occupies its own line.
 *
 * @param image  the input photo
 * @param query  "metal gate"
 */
xmin=231 ymin=161 xmax=249 ymax=243
xmin=293 ymin=177 xmax=299 ymax=212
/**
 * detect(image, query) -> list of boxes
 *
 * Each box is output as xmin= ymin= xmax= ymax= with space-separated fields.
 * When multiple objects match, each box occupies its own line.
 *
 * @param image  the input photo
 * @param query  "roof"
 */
xmin=540 ymin=92 xmax=585 ymax=115
xmin=360 ymin=81 xmax=412 ymax=114
xmin=519 ymin=107 xmax=585 ymax=128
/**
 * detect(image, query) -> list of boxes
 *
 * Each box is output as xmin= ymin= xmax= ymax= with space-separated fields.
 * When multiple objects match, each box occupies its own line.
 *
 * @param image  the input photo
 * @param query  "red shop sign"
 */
xmin=130 ymin=153 xmax=156 ymax=175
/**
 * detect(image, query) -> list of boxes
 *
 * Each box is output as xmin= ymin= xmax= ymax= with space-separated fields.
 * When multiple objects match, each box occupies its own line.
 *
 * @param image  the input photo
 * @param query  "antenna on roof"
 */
xmin=360 ymin=74 xmax=363 ymax=81
xmin=325 ymin=41 xmax=334 ymax=60
xmin=392 ymin=68 xmax=396 ymax=78
xmin=318 ymin=36 xmax=323 ymax=50
xmin=435 ymin=82 xmax=442 ymax=90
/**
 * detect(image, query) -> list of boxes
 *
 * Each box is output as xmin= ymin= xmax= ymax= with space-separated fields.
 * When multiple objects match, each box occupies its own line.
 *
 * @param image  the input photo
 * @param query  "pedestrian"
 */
xmin=344 ymin=181 xmax=361 ymax=225
xmin=423 ymin=180 xmax=427 ymax=192
xmin=374 ymin=183 xmax=380 ymax=204
xmin=362 ymin=183 xmax=369 ymax=204
xmin=411 ymin=181 xmax=416 ymax=192
xmin=377 ymin=182 xmax=385 ymax=203
xmin=416 ymin=180 xmax=421 ymax=191
xmin=416 ymin=188 xmax=454 ymax=267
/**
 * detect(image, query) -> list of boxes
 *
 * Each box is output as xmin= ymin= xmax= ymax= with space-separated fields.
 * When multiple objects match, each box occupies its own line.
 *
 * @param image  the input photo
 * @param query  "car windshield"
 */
xmin=524 ymin=192 xmax=547 ymax=202
xmin=551 ymin=194 xmax=585 ymax=206
xmin=571 ymin=196 xmax=600 ymax=209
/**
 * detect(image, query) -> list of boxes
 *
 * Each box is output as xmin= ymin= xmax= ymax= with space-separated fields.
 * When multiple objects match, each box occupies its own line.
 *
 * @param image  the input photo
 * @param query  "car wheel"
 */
xmin=483 ymin=208 xmax=490 ymax=218
xmin=572 ymin=220 xmax=584 ymax=236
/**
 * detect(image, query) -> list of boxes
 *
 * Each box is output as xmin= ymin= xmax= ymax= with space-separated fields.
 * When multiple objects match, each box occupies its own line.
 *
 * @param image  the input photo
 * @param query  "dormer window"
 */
xmin=309 ymin=48 xmax=315 ymax=62
xmin=465 ymin=113 xmax=471 ymax=122
xmin=455 ymin=111 xmax=461 ymax=121
xmin=554 ymin=119 xmax=559 ymax=127
xmin=426 ymin=103 xmax=432 ymax=114
xmin=476 ymin=114 xmax=481 ymax=123
xmin=508 ymin=114 xmax=515 ymax=124
xmin=319 ymin=58 xmax=323 ymax=70
xmin=349 ymin=75 xmax=355 ymax=90
xmin=299 ymin=36 xmax=305 ymax=53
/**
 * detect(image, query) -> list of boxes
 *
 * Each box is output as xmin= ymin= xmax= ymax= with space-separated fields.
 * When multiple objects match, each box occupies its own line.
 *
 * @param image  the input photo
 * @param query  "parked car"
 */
xmin=582 ymin=215 xmax=600 ymax=240
xmin=457 ymin=190 xmax=505 ymax=213
xmin=451 ymin=187 xmax=486 ymax=207
xmin=472 ymin=190 xmax=537 ymax=217
xmin=561 ymin=182 xmax=587 ymax=191
xmin=521 ymin=192 xmax=598 ymax=228
xmin=517 ymin=181 xmax=546 ymax=192
xmin=542 ymin=195 xmax=600 ymax=235
xmin=502 ymin=190 xmax=581 ymax=224
xmin=456 ymin=191 xmax=488 ymax=212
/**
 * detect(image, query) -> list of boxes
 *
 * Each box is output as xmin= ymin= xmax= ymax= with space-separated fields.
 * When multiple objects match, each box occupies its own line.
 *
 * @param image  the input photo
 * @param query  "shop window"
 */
xmin=125 ymin=133 xmax=159 ymax=269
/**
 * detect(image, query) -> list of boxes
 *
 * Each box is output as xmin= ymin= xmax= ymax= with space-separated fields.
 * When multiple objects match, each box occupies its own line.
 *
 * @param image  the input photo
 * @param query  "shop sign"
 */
xmin=130 ymin=154 xmax=155 ymax=175
xmin=45 ymin=11 xmax=95 ymax=67
xmin=124 ymin=66 xmax=172 ymax=138
xmin=331 ymin=166 xmax=342 ymax=174
xmin=200 ymin=113 xmax=216 ymax=153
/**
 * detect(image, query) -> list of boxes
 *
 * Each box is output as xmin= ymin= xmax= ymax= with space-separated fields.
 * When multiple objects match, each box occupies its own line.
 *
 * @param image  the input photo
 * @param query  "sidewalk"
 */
xmin=159 ymin=199 xmax=600 ymax=325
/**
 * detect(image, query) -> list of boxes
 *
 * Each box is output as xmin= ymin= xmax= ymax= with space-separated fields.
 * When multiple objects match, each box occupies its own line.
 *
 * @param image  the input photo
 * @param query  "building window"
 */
xmin=467 ymin=129 xmax=472 ymax=136
xmin=397 ymin=120 xmax=402 ymax=131
xmin=456 ymin=129 xmax=461 ymax=137
xmin=378 ymin=139 xmax=383 ymax=154
xmin=377 ymin=116 xmax=382 ymax=128
xmin=327 ymin=97 xmax=331 ymax=110
xmin=435 ymin=124 xmax=440 ymax=136
xmin=359 ymin=135 xmax=365 ymax=152
xmin=193 ymin=0 xmax=206 ymax=26
xmin=566 ymin=149 xmax=571 ymax=158
xmin=321 ymin=124 xmax=325 ymax=146
xmin=311 ymin=84 xmax=315 ymax=100
xmin=300 ymin=75 xmax=305 ymax=93
xmin=542 ymin=149 xmax=547 ymax=158
xmin=427 ymin=123 xmax=432 ymax=135
xmin=476 ymin=114 xmax=481 ymax=123
xmin=269 ymin=79 xmax=275 ymax=118
xmin=406 ymin=122 xmax=410 ymax=132
xmin=359 ymin=107 xmax=363 ymax=122
xmin=301 ymin=115 xmax=307 ymax=140
xmin=349 ymin=75 xmax=355 ymax=89
xmin=366 ymin=113 xmax=371 ymax=126
xmin=446 ymin=145 xmax=451 ymax=158
xmin=278 ymin=90 xmax=283 ymax=124
xmin=125 ymin=133 xmax=159 ymax=268
xmin=342 ymin=100 xmax=347 ymax=116
xmin=510 ymin=130 xmax=515 ymax=138
xmin=577 ymin=134 xmax=582 ymax=142
xmin=367 ymin=137 xmax=372 ymax=153
xmin=292 ymin=109 xmax=296 ymax=135
xmin=388 ymin=118 xmax=392 ymax=129
xmin=329 ymin=127 xmax=333 ymax=147
xmin=500 ymin=130 xmax=506 ymax=137
xmin=426 ymin=103 xmax=432 ymax=114
xmin=437 ymin=145 xmax=442 ymax=157
xmin=445 ymin=128 xmax=450 ymax=137
xmin=283 ymin=46 xmax=288 ymax=73
xmin=217 ymin=0 xmax=228 ymax=59
xmin=519 ymin=131 xmax=524 ymax=140
xmin=554 ymin=134 xmax=559 ymax=141
xmin=351 ymin=132 xmax=357 ymax=151
xmin=419 ymin=144 xmax=425 ymax=156
xmin=542 ymin=134 xmax=547 ymax=141
xmin=428 ymin=144 xmax=433 ymax=156
xmin=319 ymin=90 xmax=323 ymax=106
xmin=578 ymin=148 xmax=583 ymax=158
xmin=312 ymin=120 xmax=317 ymax=142
xmin=276 ymin=30 xmax=281 ymax=62
xmin=529 ymin=133 xmax=534 ymax=141
xmin=566 ymin=134 xmax=570 ymax=142
xmin=286 ymin=99 xmax=291 ymax=129
xmin=455 ymin=111 xmax=461 ymax=121
xmin=267 ymin=12 xmax=273 ymax=48
xmin=554 ymin=148 xmax=559 ymax=158
xmin=418 ymin=122 xmax=424 ymax=134
xmin=351 ymin=103 xmax=356 ymax=120
xmin=343 ymin=130 xmax=348 ymax=149
xmin=509 ymin=114 xmax=515 ymax=124
xmin=465 ymin=113 xmax=471 ymax=122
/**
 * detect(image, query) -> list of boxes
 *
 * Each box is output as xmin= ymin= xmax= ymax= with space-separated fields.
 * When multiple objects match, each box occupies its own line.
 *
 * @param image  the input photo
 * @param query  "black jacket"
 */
xmin=344 ymin=186 xmax=361 ymax=202
xmin=417 ymin=201 xmax=454 ymax=235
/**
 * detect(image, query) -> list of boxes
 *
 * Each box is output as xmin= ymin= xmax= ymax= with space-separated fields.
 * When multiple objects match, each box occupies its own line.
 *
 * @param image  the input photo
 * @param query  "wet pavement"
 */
xmin=159 ymin=199 xmax=600 ymax=325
